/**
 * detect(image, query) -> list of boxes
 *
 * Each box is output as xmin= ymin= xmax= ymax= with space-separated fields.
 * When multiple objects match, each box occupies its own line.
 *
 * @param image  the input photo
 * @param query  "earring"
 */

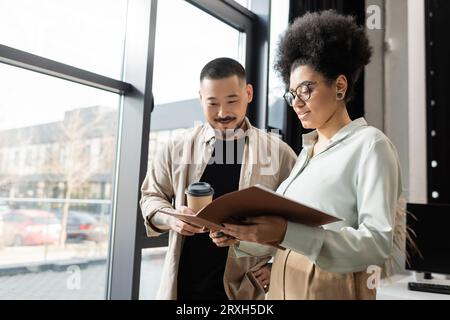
xmin=336 ymin=92 xmax=345 ymax=101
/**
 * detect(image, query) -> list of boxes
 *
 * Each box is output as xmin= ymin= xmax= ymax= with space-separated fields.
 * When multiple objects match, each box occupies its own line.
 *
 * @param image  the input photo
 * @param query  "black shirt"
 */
xmin=177 ymin=137 xmax=245 ymax=300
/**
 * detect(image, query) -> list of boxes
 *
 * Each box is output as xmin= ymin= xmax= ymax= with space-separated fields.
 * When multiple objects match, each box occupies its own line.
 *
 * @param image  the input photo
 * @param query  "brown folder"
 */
xmin=159 ymin=184 xmax=341 ymax=232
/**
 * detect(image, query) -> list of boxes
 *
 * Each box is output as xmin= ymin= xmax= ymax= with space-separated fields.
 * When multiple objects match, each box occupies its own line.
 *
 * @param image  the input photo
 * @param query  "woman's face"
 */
xmin=288 ymin=65 xmax=340 ymax=130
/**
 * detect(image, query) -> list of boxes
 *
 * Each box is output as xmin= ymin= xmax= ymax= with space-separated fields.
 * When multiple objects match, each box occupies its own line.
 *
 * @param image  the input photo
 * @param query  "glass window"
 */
xmin=149 ymin=0 xmax=246 ymax=161
xmin=139 ymin=1 xmax=247 ymax=298
xmin=234 ymin=0 xmax=252 ymax=9
xmin=139 ymin=247 xmax=167 ymax=300
xmin=267 ymin=0 xmax=290 ymax=132
xmin=0 ymin=63 xmax=120 ymax=299
xmin=152 ymin=0 xmax=245 ymax=105
xmin=0 ymin=0 xmax=128 ymax=80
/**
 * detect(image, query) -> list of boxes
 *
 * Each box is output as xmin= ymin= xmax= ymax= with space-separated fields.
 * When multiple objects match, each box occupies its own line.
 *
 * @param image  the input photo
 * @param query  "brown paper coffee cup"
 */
xmin=185 ymin=182 xmax=214 ymax=213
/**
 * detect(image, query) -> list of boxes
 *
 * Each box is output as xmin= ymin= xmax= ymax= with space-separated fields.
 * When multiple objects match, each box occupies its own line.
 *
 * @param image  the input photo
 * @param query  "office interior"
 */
xmin=0 ymin=0 xmax=449 ymax=300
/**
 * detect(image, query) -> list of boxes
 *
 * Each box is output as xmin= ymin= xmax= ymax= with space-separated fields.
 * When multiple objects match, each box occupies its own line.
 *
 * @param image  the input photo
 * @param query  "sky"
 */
xmin=0 ymin=0 xmax=126 ymax=130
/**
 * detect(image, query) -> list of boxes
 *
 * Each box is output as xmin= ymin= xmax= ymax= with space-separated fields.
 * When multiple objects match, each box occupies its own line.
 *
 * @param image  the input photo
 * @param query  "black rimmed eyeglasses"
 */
xmin=283 ymin=81 xmax=318 ymax=107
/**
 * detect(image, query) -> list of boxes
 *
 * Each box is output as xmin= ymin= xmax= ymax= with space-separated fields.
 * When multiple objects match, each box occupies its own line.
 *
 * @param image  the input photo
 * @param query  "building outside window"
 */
xmin=0 ymin=0 xmax=263 ymax=300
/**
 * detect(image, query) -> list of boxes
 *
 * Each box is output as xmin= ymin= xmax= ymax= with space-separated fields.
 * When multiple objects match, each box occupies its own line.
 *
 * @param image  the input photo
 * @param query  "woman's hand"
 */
xmin=221 ymin=216 xmax=288 ymax=245
xmin=209 ymin=230 xmax=240 ymax=247
xmin=253 ymin=263 xmax=272 ymax=292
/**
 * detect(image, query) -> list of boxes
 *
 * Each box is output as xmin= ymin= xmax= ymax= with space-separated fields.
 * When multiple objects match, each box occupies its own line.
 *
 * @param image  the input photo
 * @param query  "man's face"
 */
xmin=199 ymin=75 xmax=253 ymax=133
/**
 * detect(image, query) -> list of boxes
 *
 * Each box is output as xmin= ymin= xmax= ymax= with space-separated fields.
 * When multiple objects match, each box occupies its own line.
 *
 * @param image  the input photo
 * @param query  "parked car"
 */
xmin=59 ymin=210 xmax=108 ymax=243
xmin=2 ymin=209 xmax=61 ymax=246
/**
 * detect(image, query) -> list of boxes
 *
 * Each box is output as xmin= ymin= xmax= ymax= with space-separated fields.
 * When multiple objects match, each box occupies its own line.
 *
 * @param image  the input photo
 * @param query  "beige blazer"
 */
xmin=140 ymin=118 xmax=297 ymax=300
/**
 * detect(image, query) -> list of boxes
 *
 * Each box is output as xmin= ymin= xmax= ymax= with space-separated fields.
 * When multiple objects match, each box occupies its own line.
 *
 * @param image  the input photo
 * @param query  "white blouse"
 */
xmin=238 ymin=118 xmax=403 ymax=274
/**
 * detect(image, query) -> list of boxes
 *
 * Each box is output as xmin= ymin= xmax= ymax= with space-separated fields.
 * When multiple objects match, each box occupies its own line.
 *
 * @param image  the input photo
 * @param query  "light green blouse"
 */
xmin=237 ymin=118 xmax=403 ymax=274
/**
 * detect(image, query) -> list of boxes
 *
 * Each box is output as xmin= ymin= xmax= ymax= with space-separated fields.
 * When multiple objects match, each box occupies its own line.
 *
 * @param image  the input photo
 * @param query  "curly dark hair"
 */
xmin=274 ymin=10 xmax=373 ymax=102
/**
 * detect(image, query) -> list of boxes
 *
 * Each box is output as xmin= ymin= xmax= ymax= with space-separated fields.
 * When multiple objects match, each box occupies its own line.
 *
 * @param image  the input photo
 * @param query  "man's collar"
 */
xmin=302 ymin=117 xmax=368 ymax=148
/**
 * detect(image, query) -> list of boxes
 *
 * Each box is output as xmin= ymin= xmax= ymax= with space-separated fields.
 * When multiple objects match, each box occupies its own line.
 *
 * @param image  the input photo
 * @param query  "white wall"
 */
xmin=407 ymin=0 xmax=427 ymax=204
xmin=365 ymin=0 xmax=428 ymax=275
xmin=365 ymin=0 xmax=385 ymax=131
xmin=384 ymin=0 xmax=410 ymax=197
xmin=365 ymin=0 xmax=427 ymax=203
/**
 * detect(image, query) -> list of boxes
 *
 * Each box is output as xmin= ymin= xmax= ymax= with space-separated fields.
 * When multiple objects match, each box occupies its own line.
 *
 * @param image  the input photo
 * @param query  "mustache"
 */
xmin=215 ymin=116 xmax=236 ymax=122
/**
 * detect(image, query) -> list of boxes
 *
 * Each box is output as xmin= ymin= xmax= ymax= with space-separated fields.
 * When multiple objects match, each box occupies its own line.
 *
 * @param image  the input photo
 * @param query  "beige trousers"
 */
xmin=267 ymin=249 xmax=376 ymax=300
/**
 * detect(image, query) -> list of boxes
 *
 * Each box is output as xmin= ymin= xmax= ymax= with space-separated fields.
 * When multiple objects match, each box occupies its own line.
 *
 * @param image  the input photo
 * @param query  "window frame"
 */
xmin=0 ymin=45 xmax=132 ymax=94
xmin=0 ymin=0 xmax=271 ymax=300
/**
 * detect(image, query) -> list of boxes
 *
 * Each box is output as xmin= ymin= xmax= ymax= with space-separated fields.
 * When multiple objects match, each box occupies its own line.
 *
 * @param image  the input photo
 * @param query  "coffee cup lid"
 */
xmin=185 ymin=182 xmax=214 ymax=197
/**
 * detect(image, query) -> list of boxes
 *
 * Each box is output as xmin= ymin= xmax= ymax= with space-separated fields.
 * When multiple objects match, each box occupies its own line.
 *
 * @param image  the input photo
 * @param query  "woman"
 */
xmin=210 ymin=10 xmax=402 ymax=300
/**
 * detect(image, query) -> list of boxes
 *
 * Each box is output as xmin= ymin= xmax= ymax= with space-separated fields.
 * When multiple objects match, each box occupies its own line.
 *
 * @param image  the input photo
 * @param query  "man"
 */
xmin=140 ymin=57 xmax=297 ymax=300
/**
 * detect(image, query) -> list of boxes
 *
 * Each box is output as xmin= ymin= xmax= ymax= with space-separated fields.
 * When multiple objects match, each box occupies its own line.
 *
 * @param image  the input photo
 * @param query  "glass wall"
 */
xmin=0 ymin=0 xmax=127 ymax=300
xmin=0 ymin=0 xmax=127 ymax=79
xmin=267 ymin=0 xmax=290 ymax=136
xmin=148 ymin=0 xmax=246 ymax=162
xmin=0 ymin=0 xmax=266 ymax=300
xmin=139 ymin=0 xmax=247 ymax=299
xmin=138 ymin=247 xmax=166 ymax=300
xmin=234 ymin=0 xmax=252 ymax=9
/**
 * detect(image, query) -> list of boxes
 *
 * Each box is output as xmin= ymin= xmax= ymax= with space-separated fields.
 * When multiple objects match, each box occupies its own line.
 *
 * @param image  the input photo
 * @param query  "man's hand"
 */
xmin=167 ymin=206 xmax=206 ymax=236
xmin=209 ymin=230 xmax=240 ymax=247
xmin=253 ymin=264 xmax=271 ymax=292
xmin=221 ymin=216 xmax=288 ymax=245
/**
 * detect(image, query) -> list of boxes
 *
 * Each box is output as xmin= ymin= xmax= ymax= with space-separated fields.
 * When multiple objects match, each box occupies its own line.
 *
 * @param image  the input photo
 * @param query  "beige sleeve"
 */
xmin=278 ymin=142 xmax=298 ymax=183
xmin=139 ymin=141 xmax=176 ymax=237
